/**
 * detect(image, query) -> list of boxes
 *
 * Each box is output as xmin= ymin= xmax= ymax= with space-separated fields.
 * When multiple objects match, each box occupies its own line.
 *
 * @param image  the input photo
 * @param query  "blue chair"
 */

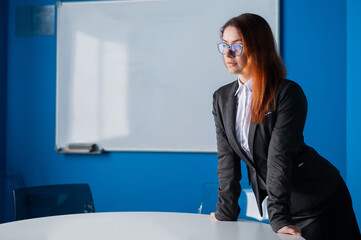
xmin=13 ymin=183 xmax=95 ymax=221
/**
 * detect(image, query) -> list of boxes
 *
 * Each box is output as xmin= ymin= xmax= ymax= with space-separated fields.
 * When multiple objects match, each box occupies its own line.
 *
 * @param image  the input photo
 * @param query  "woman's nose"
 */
xmin=225 ymin=48 xmax=234 ymax=58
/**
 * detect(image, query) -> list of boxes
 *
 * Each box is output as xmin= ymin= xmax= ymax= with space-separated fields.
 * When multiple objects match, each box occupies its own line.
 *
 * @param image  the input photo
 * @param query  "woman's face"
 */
xmin=221 ymin=26 xmax=249 ymax=78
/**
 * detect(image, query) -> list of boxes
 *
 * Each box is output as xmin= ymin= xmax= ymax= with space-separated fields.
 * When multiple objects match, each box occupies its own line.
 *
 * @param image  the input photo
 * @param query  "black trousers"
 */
xmin=292 ymin=179 xmax=360 ymax=240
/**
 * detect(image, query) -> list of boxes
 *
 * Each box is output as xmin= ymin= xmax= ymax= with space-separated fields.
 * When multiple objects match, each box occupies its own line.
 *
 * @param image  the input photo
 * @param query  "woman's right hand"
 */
xmin=277 ymin=225 xmax=302 ymax=236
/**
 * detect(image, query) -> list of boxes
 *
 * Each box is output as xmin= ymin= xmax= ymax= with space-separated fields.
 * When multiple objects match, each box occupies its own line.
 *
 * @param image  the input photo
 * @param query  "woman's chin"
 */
xmin=228 ymin=69 xmax=240 ymax=75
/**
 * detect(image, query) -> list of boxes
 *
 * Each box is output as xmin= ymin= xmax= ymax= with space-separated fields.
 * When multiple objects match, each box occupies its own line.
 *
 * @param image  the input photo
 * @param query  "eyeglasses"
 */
xmin=217 ymin=42 xmax=243 ymax=57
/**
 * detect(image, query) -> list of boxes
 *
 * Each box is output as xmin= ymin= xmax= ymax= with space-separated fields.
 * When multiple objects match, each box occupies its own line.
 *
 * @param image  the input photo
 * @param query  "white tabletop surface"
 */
xmin=0 ymin=212 xmax=305 ymax=240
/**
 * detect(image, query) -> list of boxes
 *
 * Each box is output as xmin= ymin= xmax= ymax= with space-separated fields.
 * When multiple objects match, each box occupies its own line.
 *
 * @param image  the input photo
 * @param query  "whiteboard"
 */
xmin=56 ymin=0 xmax=279 ymax=152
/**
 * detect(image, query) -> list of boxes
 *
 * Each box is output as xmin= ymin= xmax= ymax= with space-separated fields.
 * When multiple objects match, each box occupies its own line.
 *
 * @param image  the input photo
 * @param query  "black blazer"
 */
xmin=212 ymin=79 xmax=342 ymax=232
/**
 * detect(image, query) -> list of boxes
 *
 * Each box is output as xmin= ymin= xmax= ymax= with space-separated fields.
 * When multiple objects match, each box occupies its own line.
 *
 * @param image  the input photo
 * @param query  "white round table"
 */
xmin=0 ymin=212 xmax=304 ymax=240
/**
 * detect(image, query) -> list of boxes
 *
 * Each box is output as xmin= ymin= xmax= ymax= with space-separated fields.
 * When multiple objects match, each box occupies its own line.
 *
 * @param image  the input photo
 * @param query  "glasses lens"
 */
xmin=217 ymin=43 xmax=227 ymax=55
xmin=231 ymin=44 xmax=243 ymax=56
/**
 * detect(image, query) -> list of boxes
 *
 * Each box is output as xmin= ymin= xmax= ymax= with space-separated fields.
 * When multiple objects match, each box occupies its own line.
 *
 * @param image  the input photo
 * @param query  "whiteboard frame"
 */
xmin=55 ymin=0 xmax=280 ymax=153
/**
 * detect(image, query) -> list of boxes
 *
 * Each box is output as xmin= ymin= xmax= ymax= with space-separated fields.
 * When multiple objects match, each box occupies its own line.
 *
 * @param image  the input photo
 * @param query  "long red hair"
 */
xmin=221 ymin=13 xmax=287 ymax=123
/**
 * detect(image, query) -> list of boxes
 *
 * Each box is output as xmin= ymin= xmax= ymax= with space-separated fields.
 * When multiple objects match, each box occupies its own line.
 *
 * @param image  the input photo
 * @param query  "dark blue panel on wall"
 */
xmin=0 ymin=0 xmax=8 ymax=168
xmin=0 ymin=0 xmax=8 ymax=224
xmin=15 ymin=5 xmax=55 ymax=36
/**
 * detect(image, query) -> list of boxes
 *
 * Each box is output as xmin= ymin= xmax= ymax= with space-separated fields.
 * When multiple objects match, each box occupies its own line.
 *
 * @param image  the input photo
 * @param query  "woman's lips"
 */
xmin=227 ymin=62 xmax=237 ymax=67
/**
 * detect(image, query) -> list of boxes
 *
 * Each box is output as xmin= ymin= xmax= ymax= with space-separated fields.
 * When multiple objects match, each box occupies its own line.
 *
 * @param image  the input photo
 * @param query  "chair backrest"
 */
xmin=198 ymin=182 xmax=268 ymax=222
xmin=13 ymin=183 xmax=95 ymax=221
xmin=240 ymin=188 xmax=269 ymax=222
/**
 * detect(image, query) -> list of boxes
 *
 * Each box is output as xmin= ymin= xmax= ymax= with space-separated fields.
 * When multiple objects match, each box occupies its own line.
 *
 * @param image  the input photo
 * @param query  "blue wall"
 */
xmin=347 ymin=0 xmax=361 ymax=225
xmin=283 ymin=0 xmax=346 ymax=177
xmin=0 ymin=0 xmax=8 ymax=222
xmin=2 ymin=0 xmax=359 ymax=226
xmin=0 ymin=0 xmax=8 ymax=168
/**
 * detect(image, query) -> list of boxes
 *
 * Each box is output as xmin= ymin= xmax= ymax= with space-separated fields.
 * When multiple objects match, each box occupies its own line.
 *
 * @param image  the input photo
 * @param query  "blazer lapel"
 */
xmin=227 ymin=95 xmax=242 ymax=154
xmin=248 ymin=121 xmax=257 ymax=159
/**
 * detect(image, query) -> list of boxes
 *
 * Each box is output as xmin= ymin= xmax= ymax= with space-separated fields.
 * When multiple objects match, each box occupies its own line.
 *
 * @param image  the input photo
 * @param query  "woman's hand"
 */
xmin=210 ymin=212 xmax=218 ymax=221
xmin=277 ymin=225 xmax=302 ymax=236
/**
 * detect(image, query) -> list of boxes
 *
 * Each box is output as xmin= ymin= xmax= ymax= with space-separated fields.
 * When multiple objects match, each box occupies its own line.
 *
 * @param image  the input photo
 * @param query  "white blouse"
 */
xmin=235 ymin=78 xmax=253 ymax=160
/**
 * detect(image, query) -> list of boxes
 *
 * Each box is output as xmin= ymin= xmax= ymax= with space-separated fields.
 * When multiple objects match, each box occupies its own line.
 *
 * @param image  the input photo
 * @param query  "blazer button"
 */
xmin=252 ymin=168 xmax=256 ymax=172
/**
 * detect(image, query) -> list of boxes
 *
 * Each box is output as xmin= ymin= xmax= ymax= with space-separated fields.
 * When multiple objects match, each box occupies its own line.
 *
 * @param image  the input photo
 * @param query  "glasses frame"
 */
xmin=217 ymin=42 xmax=243 ymax=57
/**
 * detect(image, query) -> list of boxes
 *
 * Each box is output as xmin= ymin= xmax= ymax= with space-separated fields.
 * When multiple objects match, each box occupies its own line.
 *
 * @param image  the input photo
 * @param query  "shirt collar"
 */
xmin=234 ymin=78 xmax=253 ymax=96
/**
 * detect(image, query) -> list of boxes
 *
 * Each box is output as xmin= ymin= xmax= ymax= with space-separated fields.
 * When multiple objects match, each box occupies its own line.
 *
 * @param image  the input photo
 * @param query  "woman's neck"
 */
xmin=238 ymin=73 xmax=252 ymax=85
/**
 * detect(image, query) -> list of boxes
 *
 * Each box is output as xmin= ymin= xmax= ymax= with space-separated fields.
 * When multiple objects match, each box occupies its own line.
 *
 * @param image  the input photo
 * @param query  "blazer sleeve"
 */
xmin=212 ymin=91 xmax=242 ymax=221
xmin=266 ymin=82 xmax=308 ymax=232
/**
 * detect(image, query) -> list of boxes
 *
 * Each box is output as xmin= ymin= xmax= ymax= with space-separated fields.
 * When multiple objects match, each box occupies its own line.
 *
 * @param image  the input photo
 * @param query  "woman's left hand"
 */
xmin=277 ymin=225 xmax=302 ymax=236
xmin=210 ymin=212 xmax=218 ymax=221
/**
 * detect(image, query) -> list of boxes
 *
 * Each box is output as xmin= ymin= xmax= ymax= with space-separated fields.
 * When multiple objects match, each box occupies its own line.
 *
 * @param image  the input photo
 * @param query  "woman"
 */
xmin=210 ymin=13 xmax=360 ymax=240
